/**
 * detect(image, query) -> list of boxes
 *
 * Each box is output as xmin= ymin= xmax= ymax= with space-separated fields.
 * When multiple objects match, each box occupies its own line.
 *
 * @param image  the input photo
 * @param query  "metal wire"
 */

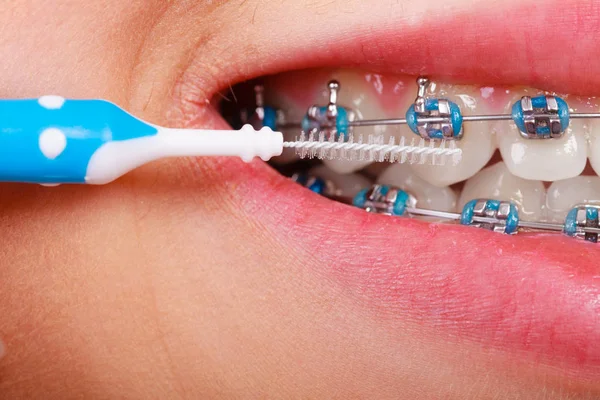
xmin=282 ymin=112 xmax=600 ymax=130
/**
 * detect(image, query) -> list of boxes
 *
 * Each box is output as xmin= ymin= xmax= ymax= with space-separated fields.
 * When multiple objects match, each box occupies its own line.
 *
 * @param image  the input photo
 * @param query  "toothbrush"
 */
xmin=0 ymin=96 xmax=461 ymax=185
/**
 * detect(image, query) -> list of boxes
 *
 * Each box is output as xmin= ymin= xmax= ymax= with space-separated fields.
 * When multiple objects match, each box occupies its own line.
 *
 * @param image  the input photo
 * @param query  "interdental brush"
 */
xmin=0 ymin=96 xmax=460 ymax=185
xmin=283 ymin=132 xmax=461 ymax=166
xmin=351 ymin=184 xmax=600 ymax=243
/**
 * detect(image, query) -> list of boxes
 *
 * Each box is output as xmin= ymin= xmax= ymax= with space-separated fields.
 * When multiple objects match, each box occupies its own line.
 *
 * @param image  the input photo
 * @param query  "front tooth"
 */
xmin=308 ymin=165 xmax=372 ymax=198
xmin=546 ymin=176 xmax=600 ymax=222
xmin=496 ymin=92 xmax=587 ymax=181
xmin=408 ymin=83 xmax=497 ymax=187
xmin=458 ymin=161 xmax=545 ymax=221
xmin=376 ymin=163 xmax=457 ymax=212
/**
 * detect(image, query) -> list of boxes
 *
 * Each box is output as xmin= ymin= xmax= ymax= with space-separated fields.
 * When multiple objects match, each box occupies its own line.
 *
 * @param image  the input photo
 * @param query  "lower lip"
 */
xmin=216 ymin=154 xmax=600 ymax=377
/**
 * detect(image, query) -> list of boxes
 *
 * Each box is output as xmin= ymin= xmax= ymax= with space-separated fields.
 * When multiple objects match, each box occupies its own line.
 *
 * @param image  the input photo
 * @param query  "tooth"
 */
xmin=362 ymin=162 xmax=391 ymax=179
xmin=583 ymin=99 xmax=600 ymax=176
xmin=546 ymin=176 xmax=600 ymax=222
xmin=319 ymin=70 xmax=409 ymax=174
xmin=458 ymin=162 xmax=546 ymax=221
xmin=308 ymin=164 xmax=372 ymax=198
xmin=496 ymin=91 xmax=587 ymax=181
xmin=407 ymin=83 xmax=497 ymax=187
xmin=263 ymin=85 xmax=305 ymax=165
xmin=376 ymin=163 xmax=457 ymax=212
xmin=264 ymin=70 xmax=333 ymax=165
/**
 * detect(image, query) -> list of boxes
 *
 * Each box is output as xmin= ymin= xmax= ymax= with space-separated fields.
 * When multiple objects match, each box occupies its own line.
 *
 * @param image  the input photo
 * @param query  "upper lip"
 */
xmin=170 ymin=0 xmax=600 ymax=380
xmin=175 ymin=0 xmax=600 ymax=115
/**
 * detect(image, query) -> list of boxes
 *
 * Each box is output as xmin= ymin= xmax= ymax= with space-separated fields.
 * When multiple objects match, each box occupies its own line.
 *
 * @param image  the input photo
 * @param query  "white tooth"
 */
xmin=496 ymin=92 xmax=587 ymax=181
xmin=319 ymin=70 xmax=399 ymax=174
xmin=308 ymin=165 xmax=372 ymax=198
xmin=376 ymin=163 xmax=457 ymax=212
xmin=585 ymin=99 xmax=600 ymax=176
xmin=589 ymin=132 xmax=600 ymax=176
xmin=546 ymin=176 xmax=600 ymax=222
xmin=322 ymin=158 xmax=375 ymax=175
xmin=408 ymin=83 xmax=496 ymax=187
xmin=362 ymin=162 xmax=391 ymax=178
xmin=458 ymin=162 xmax=545 ymax=221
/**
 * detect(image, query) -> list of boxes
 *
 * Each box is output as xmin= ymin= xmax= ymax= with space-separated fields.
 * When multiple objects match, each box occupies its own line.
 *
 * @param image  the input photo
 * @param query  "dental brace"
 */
xmin=355 ymin=185 xmax=600 ymax=243
xmin=244 ymin=77 xmax=598 ymax=144
xmin=290 ymin=175 xmax=600 ymax=243
xmin=239 ymin=85 xmax=286 ymax=131
xmin=239 ymin=82 xmax=462 ymax=165
xmin=290 ymin=172 xmax=336 ymax=197
xmin=273 ymin=77 xmax=600 ymax=243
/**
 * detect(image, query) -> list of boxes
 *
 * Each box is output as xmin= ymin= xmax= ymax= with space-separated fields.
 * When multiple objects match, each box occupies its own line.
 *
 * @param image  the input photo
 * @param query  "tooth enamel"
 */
xmin=407 ymin=83 xmax=496 ymax=187
xmin=585 ymin=99 xmax=600 ymax=176
xmin=546 ymin=176 xmax=600 ymax=222
xmin=376 ymin=163 xmax=457 ymax=212
xmin=308 ymin=164 xmax=372 ymax=198
xmin=458 ymin=162 xmax=546 ymax=221
xmin=318 ymin=70 xmax=402 ymax=174
xmin=362 ymin=162 xmax=391 ymax=178
xmin=496 ymin=92 xmax=587 ymax=181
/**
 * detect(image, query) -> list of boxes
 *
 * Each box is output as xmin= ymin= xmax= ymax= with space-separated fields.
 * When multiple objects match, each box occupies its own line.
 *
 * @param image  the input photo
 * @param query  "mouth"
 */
xmin=171 ymin=0 xmax=600 ymax=380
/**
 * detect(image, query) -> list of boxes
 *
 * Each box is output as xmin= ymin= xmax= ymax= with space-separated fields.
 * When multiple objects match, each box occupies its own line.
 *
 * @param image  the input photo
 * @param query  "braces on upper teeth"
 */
xmin=239 ymin=79 xmax=463 ymax=165
xmin=241 ymin=75 xmax=600 ymax=144
xmin=236 ymin=76 xmax=600 ymax=243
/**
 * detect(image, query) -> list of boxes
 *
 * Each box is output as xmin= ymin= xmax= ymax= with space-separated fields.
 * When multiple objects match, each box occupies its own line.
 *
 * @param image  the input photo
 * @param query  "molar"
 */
xmin=496 ymin=90 xmax=588 ymax=181
xmin=458 ymin=161 xmax=546 ymax=221
xmin=407 ymin=83 xmax=497 ymax=187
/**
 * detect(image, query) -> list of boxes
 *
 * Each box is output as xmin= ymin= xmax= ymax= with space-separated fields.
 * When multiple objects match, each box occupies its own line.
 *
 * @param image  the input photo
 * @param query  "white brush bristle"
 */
xmin=283 ymin=132 xmax=462 ymax=165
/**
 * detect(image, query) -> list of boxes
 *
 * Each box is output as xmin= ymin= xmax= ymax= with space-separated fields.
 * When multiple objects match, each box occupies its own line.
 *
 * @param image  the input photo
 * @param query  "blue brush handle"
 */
xmin=0 ymin=96 xmax=158 ymax=184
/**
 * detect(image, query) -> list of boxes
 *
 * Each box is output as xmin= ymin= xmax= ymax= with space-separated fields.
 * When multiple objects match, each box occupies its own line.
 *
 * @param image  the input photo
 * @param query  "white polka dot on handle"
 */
xmin=38 ymin=95 xmax=65 ymax=110
xmin=39 ymin=128 xmax=67 ymax=159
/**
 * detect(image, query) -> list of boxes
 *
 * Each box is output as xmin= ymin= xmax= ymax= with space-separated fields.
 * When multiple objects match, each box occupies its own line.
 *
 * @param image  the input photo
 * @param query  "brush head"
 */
xmin=282 ymin=132 xmax=462 ymax=166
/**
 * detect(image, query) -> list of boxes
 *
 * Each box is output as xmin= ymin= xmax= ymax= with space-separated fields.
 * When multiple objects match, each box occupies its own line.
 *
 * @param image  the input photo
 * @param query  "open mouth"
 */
xmin=170 ymin=0 xmax=600 ymax=381
xmin=225 ymin=68 xmax=600 ymax=230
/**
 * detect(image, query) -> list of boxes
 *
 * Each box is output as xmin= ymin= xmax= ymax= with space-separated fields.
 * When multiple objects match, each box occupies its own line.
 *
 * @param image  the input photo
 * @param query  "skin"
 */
xmin=0 ymin=1 xmax=599 ymax=398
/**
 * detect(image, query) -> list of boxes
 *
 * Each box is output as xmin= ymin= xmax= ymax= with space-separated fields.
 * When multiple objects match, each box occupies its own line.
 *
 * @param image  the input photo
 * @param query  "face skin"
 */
xmin=0 ymin=1 xmax=599 ymax=398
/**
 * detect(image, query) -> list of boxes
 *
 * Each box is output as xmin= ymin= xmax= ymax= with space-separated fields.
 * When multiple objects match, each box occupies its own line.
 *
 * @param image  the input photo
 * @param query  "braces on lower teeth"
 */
xmin=354 ymin=185 xmax=600 ymax=243
xmin=291 ymin=174 xmax=600 ymax=243
xmin=290 ymin=172 xmax=335 ymax=196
